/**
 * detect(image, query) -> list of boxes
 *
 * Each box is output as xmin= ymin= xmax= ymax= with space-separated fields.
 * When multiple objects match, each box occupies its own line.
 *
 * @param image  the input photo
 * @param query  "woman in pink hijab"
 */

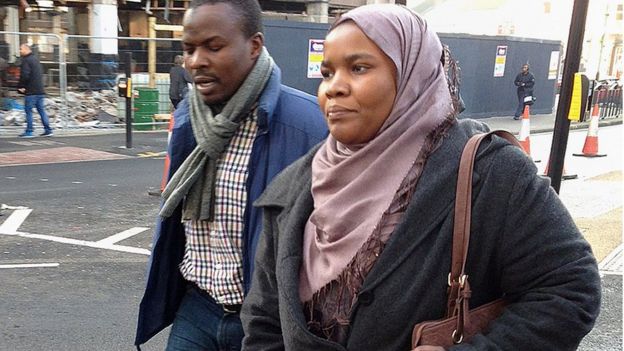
xmin=241 ymin=4 xmax=599 ymax=351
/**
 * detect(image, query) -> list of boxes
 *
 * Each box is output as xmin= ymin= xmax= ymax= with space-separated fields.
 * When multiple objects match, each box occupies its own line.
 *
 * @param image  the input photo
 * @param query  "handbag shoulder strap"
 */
xmin=447 ymin=130 xmax=521 ymax=314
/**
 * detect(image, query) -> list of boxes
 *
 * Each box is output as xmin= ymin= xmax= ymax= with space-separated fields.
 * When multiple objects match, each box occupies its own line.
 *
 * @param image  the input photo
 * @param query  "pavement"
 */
xmin=1 ymin=109 xmax=621 ymax=139
xmin=481 ymin=111 xmax=622 ymax=135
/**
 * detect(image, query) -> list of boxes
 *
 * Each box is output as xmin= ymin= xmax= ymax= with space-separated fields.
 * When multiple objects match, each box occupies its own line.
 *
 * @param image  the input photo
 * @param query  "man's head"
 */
xmin=183 ymin=0 xmax=264 ymax=105
xmin=522 ymin=64 xmax=529 ymax=74
xmin=174 ymin=55 xmax=185 ymax=66
xmin=19 ymin=44 xmax=31 ymax=57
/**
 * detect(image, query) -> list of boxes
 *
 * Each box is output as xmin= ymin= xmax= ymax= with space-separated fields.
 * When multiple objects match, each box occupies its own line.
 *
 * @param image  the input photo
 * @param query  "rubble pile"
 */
xmin=1 ymin=90 xmax=124 ymax=128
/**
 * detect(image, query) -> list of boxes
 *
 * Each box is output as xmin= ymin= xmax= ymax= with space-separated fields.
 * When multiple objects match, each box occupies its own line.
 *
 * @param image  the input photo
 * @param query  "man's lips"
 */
xmin=193 ymin=76 xmax=218 ymax=93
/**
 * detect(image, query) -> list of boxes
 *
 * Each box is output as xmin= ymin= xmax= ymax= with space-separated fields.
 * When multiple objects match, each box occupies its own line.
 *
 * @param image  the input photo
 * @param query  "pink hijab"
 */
xmin=299 ymin=5 xmax=454 ymax=302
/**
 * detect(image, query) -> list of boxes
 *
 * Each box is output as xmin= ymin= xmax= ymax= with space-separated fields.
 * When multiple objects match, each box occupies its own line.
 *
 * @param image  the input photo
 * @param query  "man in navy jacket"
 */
xmin=135 ymin=1 xmax=327 ymax=350
xmin=513 ymin=63 xmax=535 ymax=119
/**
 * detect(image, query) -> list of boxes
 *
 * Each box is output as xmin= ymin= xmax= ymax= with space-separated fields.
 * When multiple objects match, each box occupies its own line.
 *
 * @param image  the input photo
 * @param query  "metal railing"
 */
xmin=590 ymin=82 xmax=622 ymax=120
xmin=1 ymin=31 xmax=184 ymax=130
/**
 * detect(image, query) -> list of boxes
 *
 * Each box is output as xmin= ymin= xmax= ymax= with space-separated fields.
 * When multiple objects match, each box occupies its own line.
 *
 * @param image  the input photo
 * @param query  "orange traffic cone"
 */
xmin=148 ymin=114 xmax=174 ymax=197
xmin=573 ymin=103 xmax=606 ymax=157
xmin=518 ymin=105 xmax=531 ymax=155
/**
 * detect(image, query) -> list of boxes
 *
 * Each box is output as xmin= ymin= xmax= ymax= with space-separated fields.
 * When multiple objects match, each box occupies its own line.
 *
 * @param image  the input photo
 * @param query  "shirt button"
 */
xmin=214 ymin=263 xmax=223 ymax=270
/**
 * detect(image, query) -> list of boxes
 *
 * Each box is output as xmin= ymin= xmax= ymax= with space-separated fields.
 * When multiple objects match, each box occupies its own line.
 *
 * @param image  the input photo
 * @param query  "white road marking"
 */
xmin=0 ymin=206 xmax=151 ymax=256
xmin=97 ymin=227 xmax=149 ymax=245
xmin=5 ymin=231 xmax=151 ymax=255
xmin=0 ymin=263 xmax=60 ymax=269
xmin=0 ymin=208 xmax=32 ymax=234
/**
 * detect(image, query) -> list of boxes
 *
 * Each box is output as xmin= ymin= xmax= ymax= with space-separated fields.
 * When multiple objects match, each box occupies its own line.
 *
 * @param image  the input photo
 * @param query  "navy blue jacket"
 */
xmin=135 ymin=66 xmax=328 ymax=347
xmin=514 ymin=71 xmax=535 ymax=97
xmin=18 ymin=53 xmax=45 ymax=95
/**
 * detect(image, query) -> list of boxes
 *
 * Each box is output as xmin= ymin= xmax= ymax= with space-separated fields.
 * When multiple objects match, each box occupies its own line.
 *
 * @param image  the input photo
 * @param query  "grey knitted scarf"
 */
xmin=159 ymin=48 xmax=274 ymax=220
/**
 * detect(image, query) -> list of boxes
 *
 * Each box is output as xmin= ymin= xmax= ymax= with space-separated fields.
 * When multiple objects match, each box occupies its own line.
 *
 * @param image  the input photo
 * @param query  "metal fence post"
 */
xmin=58 ymin=33 xmax=68 ymax=126
xmin=125 ymin=51 xmax=132 ymax=149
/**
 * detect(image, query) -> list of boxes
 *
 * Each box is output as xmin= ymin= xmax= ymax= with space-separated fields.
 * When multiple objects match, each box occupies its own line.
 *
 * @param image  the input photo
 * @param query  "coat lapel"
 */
xmin=360 ymin=121 xmax=475 ymax=292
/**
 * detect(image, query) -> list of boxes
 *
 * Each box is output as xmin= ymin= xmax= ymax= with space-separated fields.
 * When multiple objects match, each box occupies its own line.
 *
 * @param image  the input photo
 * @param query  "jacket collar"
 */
xmin=256 ymin=65 xmax=282 ymax=131
xmin=254 ymin=143 xmax=321 ymax=209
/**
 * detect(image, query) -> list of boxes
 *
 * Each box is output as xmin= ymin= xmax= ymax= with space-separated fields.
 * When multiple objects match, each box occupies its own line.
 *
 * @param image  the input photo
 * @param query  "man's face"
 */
xmin=182 ymin=3 xmax=263 ymax=105
xmin=522 ymin=64 xmax=529 ymax=73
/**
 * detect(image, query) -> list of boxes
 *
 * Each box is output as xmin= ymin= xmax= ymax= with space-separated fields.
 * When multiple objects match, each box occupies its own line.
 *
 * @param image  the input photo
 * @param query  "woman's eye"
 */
xmin=353 ymin=65 xmax=368 ymax=74
xmin=320 ymin=69 xmax=333 ymax=79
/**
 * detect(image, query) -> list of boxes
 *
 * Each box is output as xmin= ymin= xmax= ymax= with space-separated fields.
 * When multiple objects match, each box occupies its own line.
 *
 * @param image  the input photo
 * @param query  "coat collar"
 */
xmin=256 ymin=65 xmax=282 ymax=131
xmin=255 ymin=119 xmax=498 ymax=319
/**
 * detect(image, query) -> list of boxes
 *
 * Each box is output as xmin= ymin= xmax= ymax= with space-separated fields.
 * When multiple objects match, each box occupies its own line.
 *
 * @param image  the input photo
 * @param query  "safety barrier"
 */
xmin=1 ymin=31 xmax=184 ymax=130
xmin=587 ymin=80 xmax=622 ymax=121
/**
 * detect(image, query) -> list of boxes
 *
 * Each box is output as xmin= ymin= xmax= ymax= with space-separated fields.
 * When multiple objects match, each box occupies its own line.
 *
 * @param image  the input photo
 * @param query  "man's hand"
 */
xmin=413 ymin=346 xmax=445 ymax=351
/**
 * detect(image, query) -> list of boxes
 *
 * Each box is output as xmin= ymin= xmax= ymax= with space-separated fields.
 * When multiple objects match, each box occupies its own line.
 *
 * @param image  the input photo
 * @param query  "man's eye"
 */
xmin=320 ymin=69 xmax=333 ymax=79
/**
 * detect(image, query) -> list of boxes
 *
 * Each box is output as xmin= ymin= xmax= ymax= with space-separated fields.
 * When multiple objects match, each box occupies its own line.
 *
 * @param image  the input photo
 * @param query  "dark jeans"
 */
xmin=166 ymin=285 xmax=244 ymax=351
xmin=24 ymin=95 xmax=52 ymax=133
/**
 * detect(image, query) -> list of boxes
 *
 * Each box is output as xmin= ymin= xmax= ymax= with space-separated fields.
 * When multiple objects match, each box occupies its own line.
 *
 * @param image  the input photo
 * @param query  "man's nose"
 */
xmin=187 ymin=49 xmax=207 ymax=69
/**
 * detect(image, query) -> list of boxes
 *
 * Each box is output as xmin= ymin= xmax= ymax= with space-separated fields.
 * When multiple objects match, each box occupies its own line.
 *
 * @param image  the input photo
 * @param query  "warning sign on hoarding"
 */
xmin=493 ymin=45 xmax=507 ymax=77
xmin=307 ymin=39 xmax=324 ymax=79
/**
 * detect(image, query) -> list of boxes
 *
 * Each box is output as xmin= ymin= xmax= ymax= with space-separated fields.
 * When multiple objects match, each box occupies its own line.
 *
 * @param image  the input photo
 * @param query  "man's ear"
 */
xmin=249 ymin=32 xmax=264 ymax=59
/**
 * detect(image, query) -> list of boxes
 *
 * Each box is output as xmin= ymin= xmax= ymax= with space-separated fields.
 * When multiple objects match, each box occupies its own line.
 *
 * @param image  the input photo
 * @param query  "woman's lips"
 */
xmin=326 ymin=106 xmax=356 ymax=120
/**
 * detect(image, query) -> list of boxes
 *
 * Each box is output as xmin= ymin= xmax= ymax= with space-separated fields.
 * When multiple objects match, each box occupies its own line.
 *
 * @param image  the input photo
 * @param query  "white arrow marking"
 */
xmin=97 ymin=227 xmax=149 ymax=246
xmin=0 ymin=207 xmax=151 ymax=256
xmin=0 ymin=209 xmax=33 ymax=234
xmin=5 ymin=231 xmax=151 ymax=255
xmin=0 ymin=263 xmax=60 ymax=269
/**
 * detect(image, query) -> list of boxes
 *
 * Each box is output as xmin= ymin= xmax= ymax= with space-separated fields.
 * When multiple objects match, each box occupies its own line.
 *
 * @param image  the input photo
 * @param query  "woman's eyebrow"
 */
xmin=322 ymin=52 xmax=377 ymax=66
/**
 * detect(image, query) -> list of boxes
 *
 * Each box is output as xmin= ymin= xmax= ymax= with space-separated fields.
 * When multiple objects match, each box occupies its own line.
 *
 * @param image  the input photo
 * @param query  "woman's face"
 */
xmin=318 ymin=21 xmax=397 ymax=145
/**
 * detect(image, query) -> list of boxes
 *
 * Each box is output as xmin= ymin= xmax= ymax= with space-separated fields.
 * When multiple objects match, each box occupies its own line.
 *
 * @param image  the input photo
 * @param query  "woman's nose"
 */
xmin=325 ymin=72 xmax=349 ymax=98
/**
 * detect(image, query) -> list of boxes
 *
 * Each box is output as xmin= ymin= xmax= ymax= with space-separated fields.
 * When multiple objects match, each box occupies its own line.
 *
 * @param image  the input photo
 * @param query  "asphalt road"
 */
xmin=0 ymin=128 xmax=621 ymax=350
xmin=1 ymin=133 xmax=170 ymax=350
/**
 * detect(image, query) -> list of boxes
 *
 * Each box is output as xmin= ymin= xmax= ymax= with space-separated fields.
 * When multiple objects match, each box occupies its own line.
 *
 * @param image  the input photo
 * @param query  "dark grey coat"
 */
xmin=241 ymin=119 xmax=601 ymax=351
xmin=18 ymin=53 xmax=45 ymax=96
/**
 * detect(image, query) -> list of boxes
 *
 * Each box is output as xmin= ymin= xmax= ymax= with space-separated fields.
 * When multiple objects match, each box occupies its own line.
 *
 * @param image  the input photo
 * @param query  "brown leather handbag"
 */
xmin=411 ymin=131 xmax=521 ymax=349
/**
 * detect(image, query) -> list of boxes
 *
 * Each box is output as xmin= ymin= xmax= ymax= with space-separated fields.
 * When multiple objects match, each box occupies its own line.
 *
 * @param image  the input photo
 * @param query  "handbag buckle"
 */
xmin=452 ymin=329 xmax=464 ymax=344
xmin=447 ymin=273 xmax=468 ymax=288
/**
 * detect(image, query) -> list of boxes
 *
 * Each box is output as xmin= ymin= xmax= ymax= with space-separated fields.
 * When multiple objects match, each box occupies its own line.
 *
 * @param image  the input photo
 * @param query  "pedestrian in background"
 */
xmin=241 ymin=4 xmax=600 ymax=351
xmin=513 ymin=63 xmax=535 ymax=120
xmin=134 ymin=0 xmax=327 ymax=350
xmin=169 ymin=54 xmax=192 ymax=109
xmin=17 ymin=44 xmax=53 ymax=137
